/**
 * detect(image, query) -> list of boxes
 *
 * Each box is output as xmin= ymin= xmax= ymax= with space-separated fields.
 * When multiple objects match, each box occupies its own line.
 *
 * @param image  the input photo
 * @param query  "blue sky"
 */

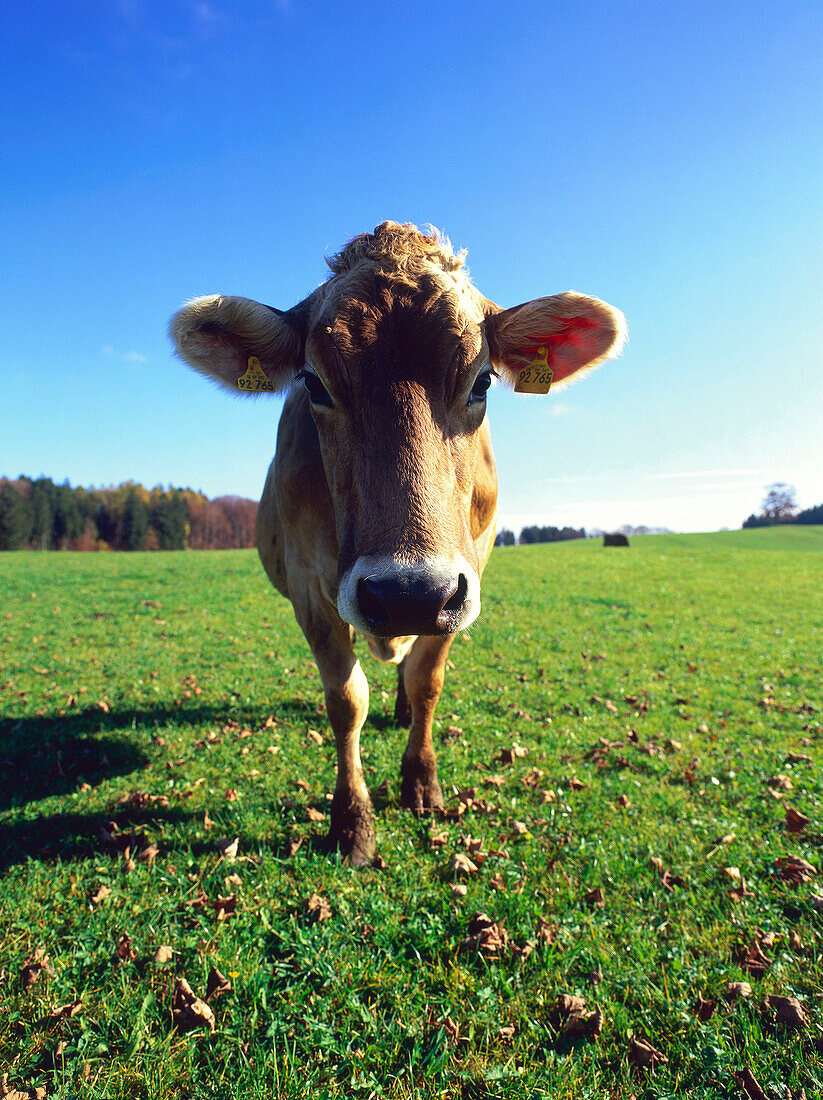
xmin=3 ymin=0 xmax=822 ymax=533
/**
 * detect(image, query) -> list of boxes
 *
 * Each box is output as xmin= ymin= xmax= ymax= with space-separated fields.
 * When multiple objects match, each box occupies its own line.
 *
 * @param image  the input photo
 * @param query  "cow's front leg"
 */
xmin=400 ymin=634 xmax=454 ymax=813
xmin=306 ymin=623 xmax=375 ymax=865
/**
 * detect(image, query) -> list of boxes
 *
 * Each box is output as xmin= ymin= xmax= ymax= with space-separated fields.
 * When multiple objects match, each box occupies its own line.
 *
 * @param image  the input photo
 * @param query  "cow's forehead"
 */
xmin=307 ymin=262 xmax=486 ymax=377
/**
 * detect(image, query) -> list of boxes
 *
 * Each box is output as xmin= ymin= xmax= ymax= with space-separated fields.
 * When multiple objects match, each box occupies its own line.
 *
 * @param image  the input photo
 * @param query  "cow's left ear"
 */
xmin=485 ymin=292 xmax=626 ymax=389
xmin=169 ymin=294 xmax=311 ymax=394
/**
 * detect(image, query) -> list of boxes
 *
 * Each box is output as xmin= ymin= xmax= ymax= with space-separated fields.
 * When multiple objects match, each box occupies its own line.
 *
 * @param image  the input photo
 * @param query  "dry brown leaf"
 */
xmin=203 ymin=811 xmax=215 ymax=831
xmin=429 ymin=830 xmax=449 ymax=851
xmin=213 ymin=894 xmax=237 ymax=921
xmin=485 ymin=774 xmax=505 ymax=788
xmin=154 ymin=945 xmax=174 ymax=964
xmin=735 ymin=1068 xmax=769 ymax=1100
xmin=460 ymin=912 xmax=509 ymax=958
xmin=768 ymin=774 xmax=794 ymax=791
xmin=205 ymin=965 xmax=232 ymax=1001
xmin=138 ymin=843 xmax=159 ymax=867
xmin=88 ymin=884 xmax=111 ymax=907
xmin=568 ymin=776 xmax=586 ymax=791
xmin=584 ymin=887 xmax=605 ymax=909
xmin=616 ymin=794 xmax=631 ymax=808
xmin=115 ymin=933 xmax=138 ymax=963
xmin=725 ymin=980 xmax=753 ymax=1000
xmin=629 ymin=1035 xmax=668 ymax=1068
xmin=789 ymin=930 xmax=803 ymax=950
xmin=307 ymin=728 xmax=324 ymax=746
xmin=766 ymin=994 xmax=807 ymax=1030
xmin=216 ymin=837 xmax=239 ymax=863
xmin=305 ymin=893 xmax=332 ymax=922
xmin=450 ymin=883 xmax=468 ymax=898
xmin=664 ymin=739 xmax=682 ymax=753
xmin=785 ymin=807 xmax=811 ymax=834
xmin=786 ymin=752 xmax=812 ymax=765
xmin=225 ymin=788 xmax=239 ymax=802
xmin=536 ymin=917 xmax=557 ymax=945
xmin=541 ymin=789 xmax=557 ymax=803
xmin=739 ymin=939 xmax=771 ymax=974
xmin=20 ymin=949 xmax=51 ymax=991
xmin=172 ymin=977 xmax=215 ymax=1034
xmin=48 ymin=1000 xmax=83 ymax=1019
xmin=723 ymin=866 xmax=741 ymax=882
xmin=694 ymin=992 xmax=717 ymax=1021
xmin=775 ymin=854 xmax=817 ymax=886
xmin=498 ymin=1024 xmax=516 ymax=1040
xmin=305 ymin=806 xmax=326 ymax=823
xmin=450 ymin=852 xmax=479 ymax=876
xmin=489 ymin=873 xmax=504 ymax=890
xmin=496 ymin=742 xmax=528 ymax=765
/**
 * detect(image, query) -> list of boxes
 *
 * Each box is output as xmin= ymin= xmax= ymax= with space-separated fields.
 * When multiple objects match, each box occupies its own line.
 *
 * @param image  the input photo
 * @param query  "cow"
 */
xmin=604 ymin=533 xmax=630 ymax=547
xmin=170 ymin=221 xmax=625 ymax=864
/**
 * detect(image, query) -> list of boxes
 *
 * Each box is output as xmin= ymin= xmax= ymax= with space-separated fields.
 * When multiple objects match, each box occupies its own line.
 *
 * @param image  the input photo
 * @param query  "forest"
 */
xmin=0 ymin=476 xmax=257 ymax=551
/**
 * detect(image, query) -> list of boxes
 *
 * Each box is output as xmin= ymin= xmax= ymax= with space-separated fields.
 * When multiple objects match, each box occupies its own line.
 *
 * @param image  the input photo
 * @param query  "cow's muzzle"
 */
xmin=338 ymin=556 xmax=480 ymax=637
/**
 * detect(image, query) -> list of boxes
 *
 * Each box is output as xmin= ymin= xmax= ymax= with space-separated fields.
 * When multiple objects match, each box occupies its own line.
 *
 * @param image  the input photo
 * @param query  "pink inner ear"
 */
xmin=519 ymin=318 xmax=601 ymax=383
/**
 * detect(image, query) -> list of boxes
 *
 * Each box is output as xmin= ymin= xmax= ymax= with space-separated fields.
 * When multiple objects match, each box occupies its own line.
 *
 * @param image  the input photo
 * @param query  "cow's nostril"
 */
xmin=442 ymin=573 xmax=468 ymax=614
xmin=357 ymin=577 xmax=389 ymax=626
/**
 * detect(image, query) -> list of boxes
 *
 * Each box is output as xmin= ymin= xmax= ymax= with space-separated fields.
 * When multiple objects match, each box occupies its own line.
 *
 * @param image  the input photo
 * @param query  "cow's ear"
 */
xmin=169 ymin=294 xmax=309 ymax=394
xmin=485 ymin=292 xmax=626 ymax=389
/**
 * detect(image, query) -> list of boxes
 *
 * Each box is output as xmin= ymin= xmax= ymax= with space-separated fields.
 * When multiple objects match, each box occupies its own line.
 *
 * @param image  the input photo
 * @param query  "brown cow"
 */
xmin=170 ymin=222 xmax=625 ymax=864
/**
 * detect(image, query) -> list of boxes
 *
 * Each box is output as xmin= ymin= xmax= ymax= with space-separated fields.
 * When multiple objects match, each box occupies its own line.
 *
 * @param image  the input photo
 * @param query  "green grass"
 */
xmin=1 ymin=528 xmax=821 ymax=1098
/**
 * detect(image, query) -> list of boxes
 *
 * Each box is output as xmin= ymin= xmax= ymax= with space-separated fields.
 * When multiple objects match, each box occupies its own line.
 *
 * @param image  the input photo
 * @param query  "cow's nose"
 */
xmin=357 ymin=572 xmax=469 ymax=636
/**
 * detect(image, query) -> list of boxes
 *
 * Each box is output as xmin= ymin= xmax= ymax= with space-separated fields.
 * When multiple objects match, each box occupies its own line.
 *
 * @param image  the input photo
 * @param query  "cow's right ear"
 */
xmin=169 ymin=294 xmax=308 ymax=394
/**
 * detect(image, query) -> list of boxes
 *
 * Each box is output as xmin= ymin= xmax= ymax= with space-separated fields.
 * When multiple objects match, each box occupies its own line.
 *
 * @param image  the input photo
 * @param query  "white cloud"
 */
xmin=549 ymin=402 xmax=575 ymax=417
xmin=101 ymin=345 xmax=148 ymax=364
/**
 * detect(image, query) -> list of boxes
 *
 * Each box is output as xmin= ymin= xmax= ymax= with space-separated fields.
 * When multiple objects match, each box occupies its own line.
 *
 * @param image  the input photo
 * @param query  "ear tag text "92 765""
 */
xmin=514 ymin=346 xmax=554 ymax=394
xmin=237 ymin=356 xmax=275 ymax=392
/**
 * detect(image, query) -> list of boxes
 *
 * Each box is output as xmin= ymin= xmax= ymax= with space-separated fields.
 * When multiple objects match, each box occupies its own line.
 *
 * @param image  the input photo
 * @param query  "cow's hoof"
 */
xmin=400 ymin=756 xmax=444 ymax=815
xmin=328 ymin=791 xmax=376 ymax=867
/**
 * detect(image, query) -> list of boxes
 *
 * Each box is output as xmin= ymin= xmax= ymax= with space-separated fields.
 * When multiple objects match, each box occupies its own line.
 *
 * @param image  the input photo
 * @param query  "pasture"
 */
xmin=1 ymin=527 xmax=821 ymax=1098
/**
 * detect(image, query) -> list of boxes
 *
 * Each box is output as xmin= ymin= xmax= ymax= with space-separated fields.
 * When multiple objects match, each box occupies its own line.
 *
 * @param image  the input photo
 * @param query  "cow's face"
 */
xmin=170 ymin=223 xmax=625 ymax=637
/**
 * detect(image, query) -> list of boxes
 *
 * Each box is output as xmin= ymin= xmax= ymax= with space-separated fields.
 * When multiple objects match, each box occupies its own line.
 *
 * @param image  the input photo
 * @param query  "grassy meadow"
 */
xmin=1 ymin=526 xmax=821 ymax=1098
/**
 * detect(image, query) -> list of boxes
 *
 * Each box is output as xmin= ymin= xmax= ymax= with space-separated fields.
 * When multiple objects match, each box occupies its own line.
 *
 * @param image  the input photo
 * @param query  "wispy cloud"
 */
xmin=643 ymin=468 xmax=766 ymax=481
xmin=102 ymin=345 xmax=148 ymax=364
xmin=549 ymin=402 xmax=576 ymax=417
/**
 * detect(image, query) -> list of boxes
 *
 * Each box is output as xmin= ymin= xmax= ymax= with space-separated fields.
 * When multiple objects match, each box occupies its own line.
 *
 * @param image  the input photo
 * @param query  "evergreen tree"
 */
xmin=122 ymin=489 xmax=149 ymax=551
xmin=0 ymin=483 xmax=34 ymax=550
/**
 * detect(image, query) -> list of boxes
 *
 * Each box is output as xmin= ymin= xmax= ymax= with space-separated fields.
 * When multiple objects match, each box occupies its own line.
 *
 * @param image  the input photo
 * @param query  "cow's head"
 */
xmin=170 ymin=222 xmax=625 ymax=637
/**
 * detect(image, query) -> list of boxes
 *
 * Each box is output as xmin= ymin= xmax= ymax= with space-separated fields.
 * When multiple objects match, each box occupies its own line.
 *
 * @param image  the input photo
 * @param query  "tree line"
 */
xmin=0 ymin=476 xmax=257 ymax=552
xmin=494 ymin=525 xmax=585 ymax=546
xmin=742 ymin=483 xmax=823 ymax=529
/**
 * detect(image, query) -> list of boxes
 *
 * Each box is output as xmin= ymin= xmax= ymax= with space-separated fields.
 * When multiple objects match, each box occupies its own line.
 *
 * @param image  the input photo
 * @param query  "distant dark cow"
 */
xmin=604 ymin=533 xmax=630 ymax=547
xmin=170 ymin=222 xmax=625 ymax=863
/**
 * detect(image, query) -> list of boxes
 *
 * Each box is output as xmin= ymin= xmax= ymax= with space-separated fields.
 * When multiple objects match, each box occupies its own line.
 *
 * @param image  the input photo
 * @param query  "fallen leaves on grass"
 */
xmin=629 ymin=1036 xmax=667 ymax=1069
xmin=694 ymin=992 xmax=717 ymax=1021
xmin=495 ymin=742 xmax=528 ymax=766
xmin=460 ymin=913 xmax=512 ymax=959
xmin=216 ymin=837 xmax=239 ymax=863
xmin=115 ymin=933 xmax=138 ymax=964
xmin=725 ymin=981 xmax=753 ymax=1000
xmin=450 ymin=852 xmax=479 ymax=876
xmin=765 ymin=994 xmax=807 ymax=1031
xmin=552 ymin=993 xmax=603 ymax=1038
xmin=785 ymin=807 xmax=811 ymax=834
xmin=615 ymin=794 xmax=631 ymax=808
xmin=0 ymin=1077 xmax=47 ymax=1100
xmin=650 ymin=856 xmax=684 ymax=892
xmin=47 ymin=1000 xmax=83 ymax=1020
xmin=305 ymin=893 xmax=332 ymax=922
xmin=584 ymin=887 xmax=605 ymax=909
xmin=20 ymin=950 xmax=51 ymax=991
xmin=735 ymin=1068 xmax=768 ymax=1100
xmin=738 ymin=938 xmax=771 ymax=975
xmin=305 ymin=807 xmax=326 ymax=823
xmin=88 ymin=885 xmax=111 ymax=907
xmin=172 ymin=977 xmax=215 ymax=1034
xmin=205 ymin=966 xmax=232 ymax=1001
xmin=154 ymin=945 xmax=174 ymax=964
xmin=775 ymin=855 xmax=817 ymax=886
xmin=767 ymin=775 xmax=794 ymax=792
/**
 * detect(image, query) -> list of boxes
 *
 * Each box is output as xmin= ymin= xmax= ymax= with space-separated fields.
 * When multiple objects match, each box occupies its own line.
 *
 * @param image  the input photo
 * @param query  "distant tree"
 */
xmin=761 ymin=482 xmax=798 ymax=523
xmin=795 ymin=502 xmax=823 ymax=525
xmin=122 ymin=490 xmax=149 ymax=551
xmin=495 ymin=528 xmax=515 ymax=547
xmin=0 ymin=482 xmax=34 ymax=550
xmin=150 ymin=488 xmax=189 ymax=550
xmin=53 ymin=481 xmax=83 ymax=548
xmin=29 ymin=477 xmax=57 ymax=550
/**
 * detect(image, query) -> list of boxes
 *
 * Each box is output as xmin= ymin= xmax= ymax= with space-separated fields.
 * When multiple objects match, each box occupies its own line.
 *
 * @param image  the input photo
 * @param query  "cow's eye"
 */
xmin=468 ymin=370 xmax=494 ymax=406
xmin=297 ymin=370 xmax=334 ymax=408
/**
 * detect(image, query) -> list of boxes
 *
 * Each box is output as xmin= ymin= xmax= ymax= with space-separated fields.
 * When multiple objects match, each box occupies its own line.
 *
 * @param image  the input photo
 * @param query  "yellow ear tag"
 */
xmin=514 ymin=346 xmax=554 ymax=394
xmin=237 ymin=356 xmax=275 ymax=393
